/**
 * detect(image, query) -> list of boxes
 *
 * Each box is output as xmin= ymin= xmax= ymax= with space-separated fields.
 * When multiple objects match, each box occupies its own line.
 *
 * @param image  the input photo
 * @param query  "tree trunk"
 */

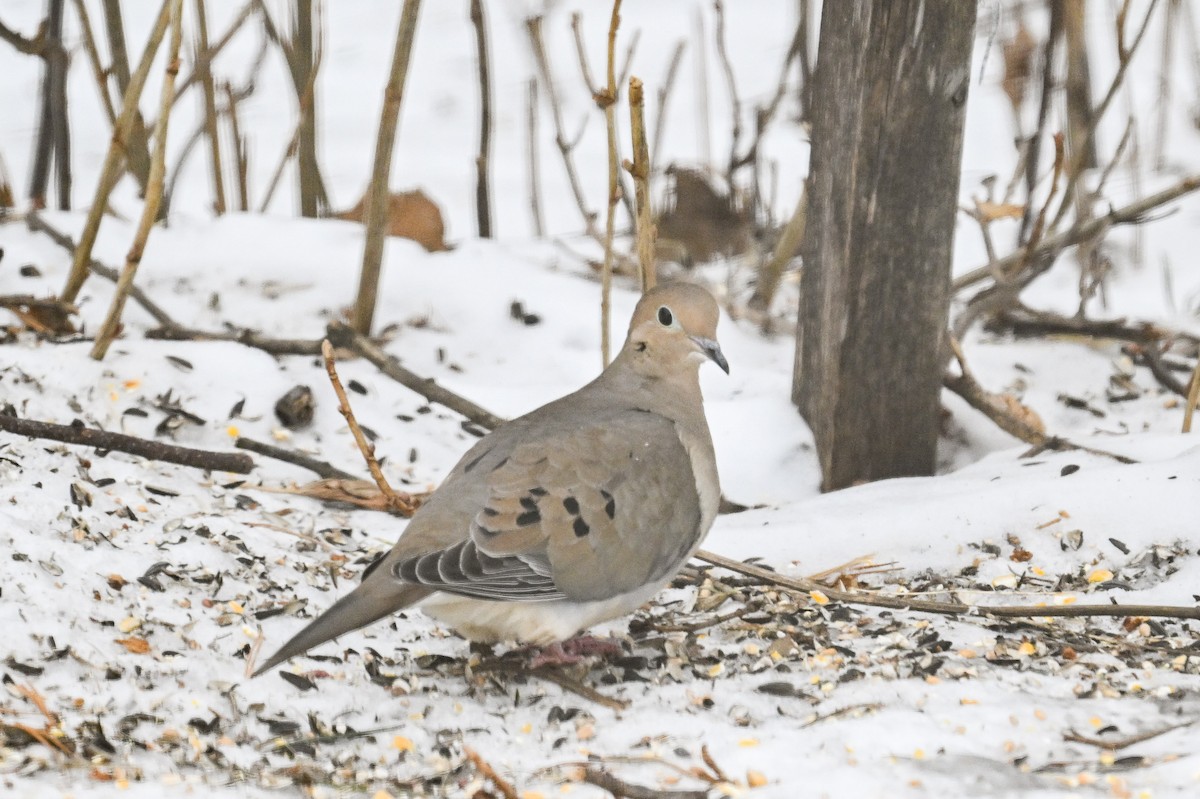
xmin=793 ymin=0 xmax=976 ymax=492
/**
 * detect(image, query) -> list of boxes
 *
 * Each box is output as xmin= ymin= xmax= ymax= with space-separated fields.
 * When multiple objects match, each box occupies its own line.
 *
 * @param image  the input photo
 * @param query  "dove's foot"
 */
xmin=527 ymin=635 xmax=625 ymax=669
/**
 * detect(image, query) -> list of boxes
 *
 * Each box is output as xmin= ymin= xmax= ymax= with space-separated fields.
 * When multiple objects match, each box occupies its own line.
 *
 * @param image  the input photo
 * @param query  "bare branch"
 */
xmin=0 ymin=413 xmax=254 ymax=474
xmin=351 ymin=0 xmax=422 ymax=335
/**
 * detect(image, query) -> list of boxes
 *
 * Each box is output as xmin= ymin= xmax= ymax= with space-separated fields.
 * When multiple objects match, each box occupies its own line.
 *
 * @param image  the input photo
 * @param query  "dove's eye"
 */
xmin=657 ymin=306 xmax=673 ymax=326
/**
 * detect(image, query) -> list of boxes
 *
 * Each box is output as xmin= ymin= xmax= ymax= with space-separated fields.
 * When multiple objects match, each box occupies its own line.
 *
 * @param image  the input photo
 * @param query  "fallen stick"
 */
xmin=943 ymin=337 xmax=1136 ymax=464
xmin=145 ymin=325 xmax=324 ymax=356
xmin=582 ymin=768 xmax=708 ymax=799
xmin=693 ymin=549 xmax=1200 ymax=622
xmin=234 ymin=436 xmax=359 ymax=481
xmin=325 ymin=321 xmax=506 ymax=432
xmin=0 ymin=413 xmax=254 ymax=473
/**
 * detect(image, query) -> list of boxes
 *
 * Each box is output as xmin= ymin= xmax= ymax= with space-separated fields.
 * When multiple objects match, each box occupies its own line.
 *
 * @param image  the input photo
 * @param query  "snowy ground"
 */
xmin=3 ymin=1 xmax=1200 ymax=797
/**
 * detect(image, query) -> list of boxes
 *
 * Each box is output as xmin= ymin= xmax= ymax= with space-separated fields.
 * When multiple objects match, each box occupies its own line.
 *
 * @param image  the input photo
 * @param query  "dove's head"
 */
xmin=622 ymin=282 xmax=729 ymax=378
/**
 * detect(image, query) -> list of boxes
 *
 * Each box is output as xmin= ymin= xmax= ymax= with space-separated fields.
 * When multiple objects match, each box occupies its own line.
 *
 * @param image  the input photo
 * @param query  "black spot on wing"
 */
xmin=600 ymin=489 xmax=615 ymax=519
xmin=573 ymin=516 xmax=590 ymax=537
xmin=516 ymin=508 xmax=541 ymax=527
xmin=562 ymin=496 xmax=580 ymax=515
xmin=360 ymin=551 xmax=386 ymax=581
xmin=462 ymin=445 xmax=493 ymax=473
xmin=519 ymin=496 xmax=538 ymax=511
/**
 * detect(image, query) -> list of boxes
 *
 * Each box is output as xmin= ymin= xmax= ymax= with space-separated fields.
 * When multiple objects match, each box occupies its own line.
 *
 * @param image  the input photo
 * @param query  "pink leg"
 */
xmin=526 ymin=635 xmax=625 ymax=669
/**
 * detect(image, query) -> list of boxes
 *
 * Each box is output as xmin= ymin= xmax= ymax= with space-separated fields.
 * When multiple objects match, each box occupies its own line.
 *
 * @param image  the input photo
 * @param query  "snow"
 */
xmin=3 ymin=0 xmax=1200 ymax=797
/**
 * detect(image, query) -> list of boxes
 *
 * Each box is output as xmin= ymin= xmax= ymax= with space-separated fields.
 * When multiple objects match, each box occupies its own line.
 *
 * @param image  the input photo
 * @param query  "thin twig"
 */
xmin=712 ymin=0 xmax=741 ymax=182
xmin=99 ymin=0 xmax=153 ymax=191
xmin=749 ymin=186 xmax=805 ymax=313
xmin=320 ymin=340 xmax=416 ymax=516
xmin=526 ymin=77 xmax=544 ymax=237
xmin=27 ymin=211 xmax=175 ymax=328
xmin=953 ymin=174 xmax=1200 ymax=292
xmin=582 ymin=768 xmax=707 ymax=799
xmin=1049 ymin=0 xmax=1162 ymax=234
xmin=91 ymin=0 xmax=184 ymax=361
xmin=650 ymin=40 xmax=685 ymax=168
xmin=525 ymin=15 xmax=601 ymax=241
xmin=0 ymin=413 xmax=254 ymax=473
xmin=943 ymin=336 xmax=1136 ymax=464
xmin=143 ymin=325 xmax=324 ymax=355
xmin=695 ymin=550 xmax=1200 ymax=621
xmin=469 ymin=0 xmax=492 ymax=238
xmin=171 ymin=0 xmax=257 ymax=103
xmin=61 ymin=0 xmax=172 ymax=304
xmin=627 ymin=76 xmax=656 ymax=293
xmin=351 ymin=0 xmax=422 ymax=335
xmin=224 ymin=81 xmax=250 ymax=210
xmin=598 ymin=0 xmax=623 ymax=366
xmin=1063 ymin=721 xmax=1193 ymax=751
xmin=325 ymin=322 xmax=506 ymax=432
xmin=531 ymin=667 xmax=629 ymax=711
xmin=1183 ymin=358 xmax=1200 ymax=433
xmin=234 ymin=437 xmax=360 ymax=481
xmin=463 ymin=747 xmax=519 ymax=799
xmin=70 ymin=0 xmax=117 ymax=124
xmin=193 ymin=0 xmax=227 ymax=215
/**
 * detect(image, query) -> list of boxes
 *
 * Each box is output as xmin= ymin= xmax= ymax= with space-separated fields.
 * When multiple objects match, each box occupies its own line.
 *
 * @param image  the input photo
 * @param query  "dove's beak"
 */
xmin=690 ymin=336 xmax=730 ymax=374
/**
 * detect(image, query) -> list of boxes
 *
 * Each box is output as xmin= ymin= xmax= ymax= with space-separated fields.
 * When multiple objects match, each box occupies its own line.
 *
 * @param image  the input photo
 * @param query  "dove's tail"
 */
xmin=252 ymin=576 xmax=430 ymax=676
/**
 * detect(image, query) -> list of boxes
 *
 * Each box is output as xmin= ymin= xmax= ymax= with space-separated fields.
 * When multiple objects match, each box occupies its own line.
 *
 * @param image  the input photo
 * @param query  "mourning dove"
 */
xmin=254 ymin=283 xmax=728 ymax=675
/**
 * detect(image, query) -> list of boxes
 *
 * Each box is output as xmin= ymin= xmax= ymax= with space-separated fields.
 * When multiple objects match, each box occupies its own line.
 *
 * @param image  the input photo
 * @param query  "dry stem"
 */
xmin=750 ymin=186 xmax=806 ymax=313
xmin=351 ymin=0 xmax=422 ymax=335
xmin=695 ymin=549 xmax=1200 ymax=622
xmin=61 ymin=0 xmax=172 ymax=304
xmin=320 ymin=340 xmax=416 ymax=516
xmin=525 ymin=77 xmax=544 ymax=237
xmin=627 ymin=76 xmax=655 ymax=292
xmin=650 ymin=40 xmax=685 ymax=168
xmin=1049 ymin=0 xmax=1161 ymax=234
xmin=599 ymin=0 xmax=623 ymax=366
xmin=193 ymin=0 xmax=227 ymax=215
xmin=525 ymin=16 xmax=600 ymax=240
xmin=470 ymin=0 xmax=493 ymax=238
xmin=0 ymin=413 xmax=254 ymax=473
xmin=91 ymin=0 xmax=183 ymax=360
xmin=70 ymin=0 xmax=117 ymax=124
xmin=1184 ymin=358 xmax=1200 ymax=433
xmin=324 ymin=322 xmax=507 ymax=435
xmin=953 ymin=173 xmax=1200 ymax=293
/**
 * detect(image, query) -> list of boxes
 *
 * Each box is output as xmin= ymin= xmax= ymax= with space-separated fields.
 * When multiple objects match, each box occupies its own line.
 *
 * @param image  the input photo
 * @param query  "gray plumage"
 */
xmin=253 ymin=283 xmax=727 ymax=675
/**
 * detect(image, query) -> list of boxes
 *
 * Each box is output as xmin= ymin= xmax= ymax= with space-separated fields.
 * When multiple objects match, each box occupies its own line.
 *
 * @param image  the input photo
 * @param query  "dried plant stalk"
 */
xmin=351 ymin=0 xmax=422 ymax=335
xmin=70 ymin=0 xmax=117 ymax=124
xmin=470 ymin=0 xmax=493 ymax=238
xmin=750 ymin=187 xmax=806 ymax=312
xmin=61 ymin=0 xmax=172 ymax=305
xmin=1184 ymin=358 xmax=1200 ymax=434
xmin=627 ymin=76 xmax=655 ymax=292
xmin=525 ymin=77 xmax=544 ymax=237
xmin=194 ymin=0 xmax=226 ymax=214
xmin=91 ymin=0 xmax=184 ymax=360
xmin=599 ymin=0 xmax=623 ymax=366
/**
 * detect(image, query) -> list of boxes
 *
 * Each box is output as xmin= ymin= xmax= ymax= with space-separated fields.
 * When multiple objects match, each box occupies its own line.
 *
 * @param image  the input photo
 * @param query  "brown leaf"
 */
xmin=1002 ymin=20 xmax=1036 ymax=112
xmin=975 ymin=200 xmax=1025 ymax=222
xmin=115 ymin=637 xmax=151 ymax=654
xmin=335 ymin=188 xmax=449 ymax=252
